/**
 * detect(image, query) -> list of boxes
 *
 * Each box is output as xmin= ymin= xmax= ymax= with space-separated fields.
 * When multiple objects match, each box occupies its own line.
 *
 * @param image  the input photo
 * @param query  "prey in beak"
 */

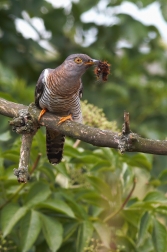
xmin=84 ymin=57 xmax=111 ymax=81
xmin=94 ymin=61 xmax=111 ymax=81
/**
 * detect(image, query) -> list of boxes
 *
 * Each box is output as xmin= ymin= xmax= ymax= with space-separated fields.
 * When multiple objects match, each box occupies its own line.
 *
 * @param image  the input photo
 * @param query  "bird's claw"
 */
xmin=58 ymin=114 xmax=72 ymax=125
xmin=38 ymin=108 xmax=47 ymax=121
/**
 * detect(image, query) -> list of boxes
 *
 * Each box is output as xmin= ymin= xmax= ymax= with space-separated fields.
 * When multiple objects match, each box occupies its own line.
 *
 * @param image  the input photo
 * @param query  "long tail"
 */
xmin=46 ymin=128 xmax=65 ymax=164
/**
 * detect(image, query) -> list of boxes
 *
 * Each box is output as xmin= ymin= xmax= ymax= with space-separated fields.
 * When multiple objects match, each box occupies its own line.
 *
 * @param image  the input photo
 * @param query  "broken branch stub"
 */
xmin=118 ymin=111 xmax=138 ymax=153
xmin=9 ymin=108 xmax=39 ymax=183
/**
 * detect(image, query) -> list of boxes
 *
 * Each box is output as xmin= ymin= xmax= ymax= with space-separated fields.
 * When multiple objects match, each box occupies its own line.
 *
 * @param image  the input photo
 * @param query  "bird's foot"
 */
xmin=58 ymin=114 xmax=72 ymax=125
xmin=38 ymin=108 xmax=47 ymax=121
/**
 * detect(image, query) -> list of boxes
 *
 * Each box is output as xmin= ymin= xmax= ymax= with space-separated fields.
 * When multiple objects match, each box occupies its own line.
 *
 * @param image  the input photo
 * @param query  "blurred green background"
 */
xmin=0 ymin=0 xmax=167 ymax=251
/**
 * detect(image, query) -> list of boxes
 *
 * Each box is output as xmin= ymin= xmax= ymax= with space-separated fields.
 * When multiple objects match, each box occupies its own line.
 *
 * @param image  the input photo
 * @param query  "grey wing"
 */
xmin=35 ymin=70 xmax=45 ymax=108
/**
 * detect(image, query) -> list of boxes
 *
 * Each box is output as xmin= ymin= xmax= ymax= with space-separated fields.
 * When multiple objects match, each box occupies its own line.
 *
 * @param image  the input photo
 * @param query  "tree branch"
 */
xmin=0 ymin=98 xmax=167 ymax=156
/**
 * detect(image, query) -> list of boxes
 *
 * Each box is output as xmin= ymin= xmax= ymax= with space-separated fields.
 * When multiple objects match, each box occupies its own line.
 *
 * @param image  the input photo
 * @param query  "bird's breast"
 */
xmin=38 ymin=68 xmax=82 ymax=122
xmin=39 ymin=82 xmax=80 ymax=116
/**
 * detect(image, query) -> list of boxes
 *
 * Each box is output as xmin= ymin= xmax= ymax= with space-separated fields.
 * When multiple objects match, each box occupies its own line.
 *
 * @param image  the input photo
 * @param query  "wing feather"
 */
xmin=35 ymin=69 xmax=45 ymax=108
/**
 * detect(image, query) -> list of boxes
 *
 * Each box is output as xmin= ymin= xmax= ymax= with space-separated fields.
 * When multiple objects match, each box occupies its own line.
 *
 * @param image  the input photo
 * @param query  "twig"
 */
xmin=30 ymin=153 xmax=42 ymax=174
xmin=104 ymin=177 xmax=137 ymax=222
xmin=73 ymin=139 xmax=81 ymax=148
xmin=121 ymin=177 xmax=137 ymax=209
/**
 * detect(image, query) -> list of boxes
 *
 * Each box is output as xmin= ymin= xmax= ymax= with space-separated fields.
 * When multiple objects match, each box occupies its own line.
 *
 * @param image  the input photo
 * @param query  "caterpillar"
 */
xmin=94 ymin=61 xmax=111 ymax=81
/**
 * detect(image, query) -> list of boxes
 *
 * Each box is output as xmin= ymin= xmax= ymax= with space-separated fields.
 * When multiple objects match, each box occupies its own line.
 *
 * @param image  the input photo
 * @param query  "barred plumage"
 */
xmin=35 ymin=54 xmax=99 ymax=164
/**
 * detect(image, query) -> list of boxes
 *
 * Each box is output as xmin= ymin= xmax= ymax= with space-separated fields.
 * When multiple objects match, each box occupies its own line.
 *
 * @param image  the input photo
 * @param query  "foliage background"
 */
xmin=0 ymin=0 xmax=167 ymax=251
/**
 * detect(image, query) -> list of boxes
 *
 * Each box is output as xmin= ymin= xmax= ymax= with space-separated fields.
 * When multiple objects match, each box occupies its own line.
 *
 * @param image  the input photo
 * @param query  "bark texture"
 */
xmin=0 ymin=97 xmax=167 ymax=162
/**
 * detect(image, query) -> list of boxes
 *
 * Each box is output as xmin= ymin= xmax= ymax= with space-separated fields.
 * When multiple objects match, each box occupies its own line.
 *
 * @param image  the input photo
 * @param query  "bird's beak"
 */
xmin=92 ymin=59 xmax=100 ymax=65
xmin=85 ymin=59 xmax=99 ymax=66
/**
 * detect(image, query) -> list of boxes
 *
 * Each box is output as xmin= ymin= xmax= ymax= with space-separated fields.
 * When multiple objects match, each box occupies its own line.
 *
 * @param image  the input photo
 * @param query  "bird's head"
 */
xmin=63 ymin=54 xmax=99 ymax=77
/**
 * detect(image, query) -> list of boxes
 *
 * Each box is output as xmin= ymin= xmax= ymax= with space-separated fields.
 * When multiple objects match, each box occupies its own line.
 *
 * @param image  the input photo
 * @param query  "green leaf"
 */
xmin=38 ymin=166 xmax=55 ymax=182
xmin=77 ymin=191 xmax=110 ymax=209
xmin=0 ymin=131 xmax=11 ymax=141
xmin=137 ymin=235 xmax=154 ymax=252
xmin=124 ymin=153 xmax=152 ymax=170
xmin=158 ymin=169 xmax=167 ymax=184
xmin=76 ymin=220 xmax=94 ymax=252
xmin=25 ymin=181 xmax=51 ymax=207
xmin=33 ymin=129 xmax=46 ymax=155
xmin=87 ymin=176 xmax=112 ymax=201
xmin=78 ymin=154 xmax=104 ymax=164
xmin=155 ymin=205 xmax=167 ymax=215
xmin=116 ymin=232 xmax=137 ymax=250
xmin=40 ymin=214 xmax=63 ymax=252
xmin=93 ymin=221 xmax=111 ymax=248
xmin=0 ymin=157 xmax=4 ymax=176
xmin=137 ymin=211 xmax=151 ymax=246
xmin=144 ymin=191 xmax=167 ymax=203
xmin=64 ymin=145 xmax=81 ymax=158
xmin=64 ymin=145 xmax=105 ymax=164
xmin=1 ymin=203 xmax=19 ymax=234
xmin=63 ymin=222 xmax=79 ymax=242
xmin=2 ymin=151 xmax=20 ymax=162
xmin=77 ymin=0 xmax=99 ymax=12
xmin=161 ymin=2 xmax=167 ymax=21
xmin=55 ymin=162 xmax=70 ymax=178
xmin=100 ymin=148 xmax=114 ymax=162
xmin=36 ymin=198 xmax=75 ymax=218
xmin=69 ymin=154 xmax=105 ymax=165
xmin=2 ymin=206 xmax=28 ymax=237
xmin=60 ymin=193 xmax=88 ymax=219
xmin=0 ymin=92 xmax=16 ymax=102
xmin=90 ymin=160 xmax=112 ymax=172
xmin=152 ymin=219 xmax=167 ymax=252
xmin=149 ymin=179 xmax=161 ymax=187
xmin=123 ymin=209 xmax=141 ymax=228
xmin=20 ymin=210 xmax=41 ymax=252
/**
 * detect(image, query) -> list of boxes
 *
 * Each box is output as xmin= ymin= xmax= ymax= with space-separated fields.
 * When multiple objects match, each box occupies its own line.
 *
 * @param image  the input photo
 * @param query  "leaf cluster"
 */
xmin=0 ymin=131 xmax=167 ymax=251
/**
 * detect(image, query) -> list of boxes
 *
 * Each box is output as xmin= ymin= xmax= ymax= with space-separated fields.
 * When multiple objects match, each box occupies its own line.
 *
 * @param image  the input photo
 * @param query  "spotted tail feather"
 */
xmin=46 ymin=128 xmax=65 ymax=164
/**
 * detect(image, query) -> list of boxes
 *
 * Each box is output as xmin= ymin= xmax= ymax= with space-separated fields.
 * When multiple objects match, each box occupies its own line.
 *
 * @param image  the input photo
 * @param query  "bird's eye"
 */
xmin=74 ymin=57 xmax=83 ymax=64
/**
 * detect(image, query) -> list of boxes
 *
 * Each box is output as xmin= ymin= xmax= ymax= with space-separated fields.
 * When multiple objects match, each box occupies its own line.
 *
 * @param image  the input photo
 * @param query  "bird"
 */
xmin=35 ymin=53 xmax=99 ymax=164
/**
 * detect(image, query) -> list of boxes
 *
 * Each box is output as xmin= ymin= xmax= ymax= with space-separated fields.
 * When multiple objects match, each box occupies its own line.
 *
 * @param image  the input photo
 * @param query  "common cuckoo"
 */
xmin=35 ymin=54 xmax=99 ymax=164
